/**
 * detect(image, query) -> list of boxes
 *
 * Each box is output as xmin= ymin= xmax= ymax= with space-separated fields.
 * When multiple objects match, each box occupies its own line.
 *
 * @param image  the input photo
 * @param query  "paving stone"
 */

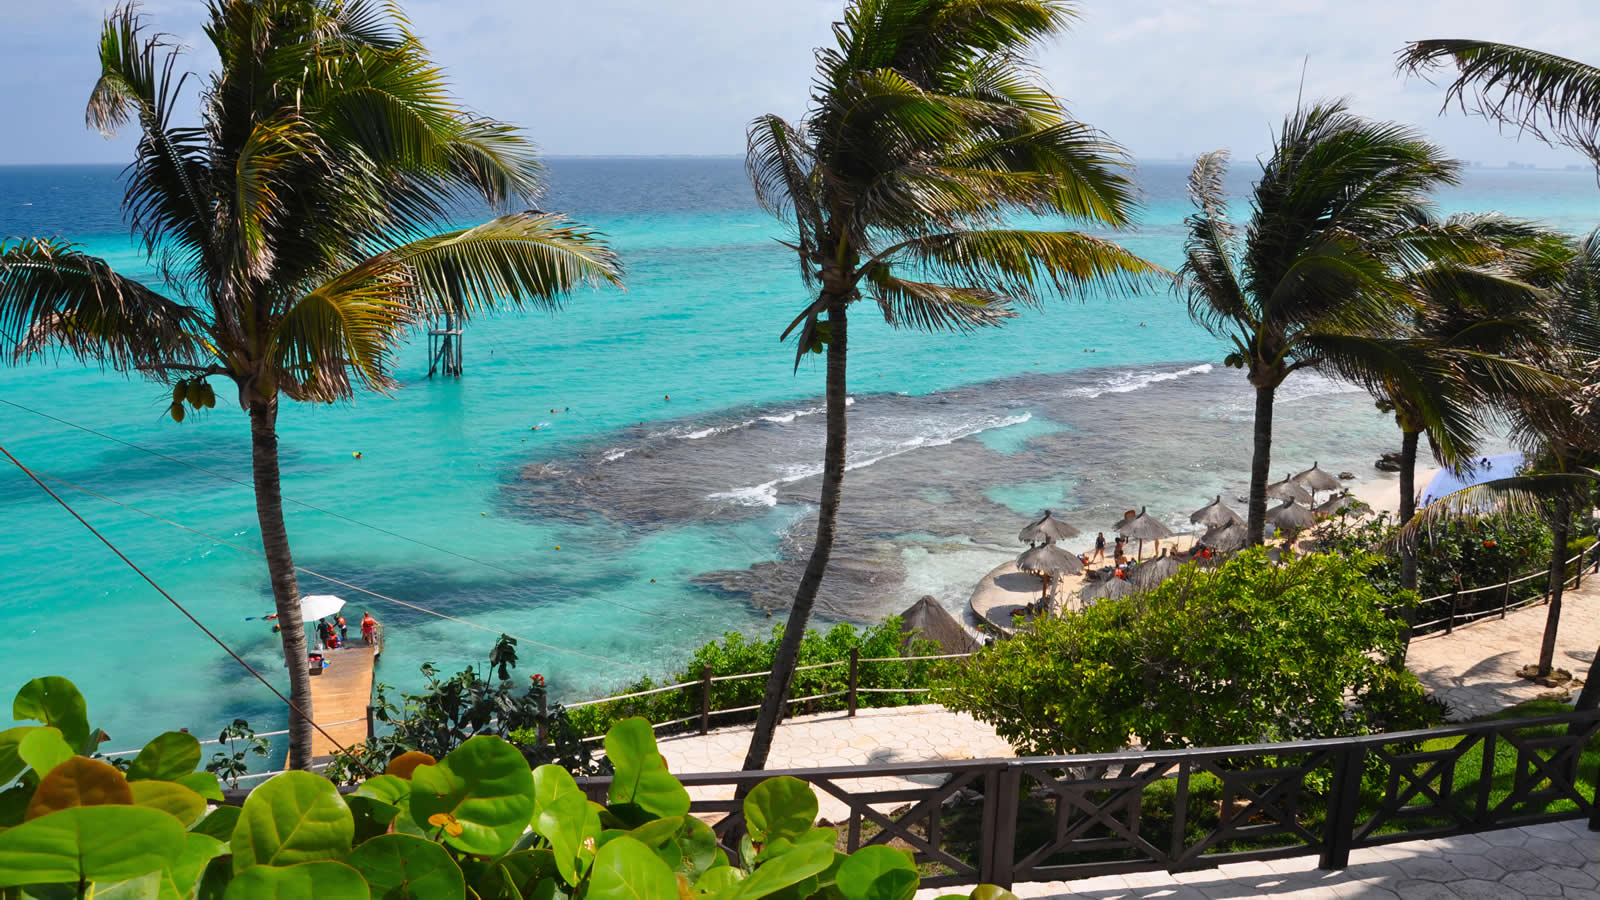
xmin=1544 ymin=866 xmax=1599 ymax=890
xmin=1438 ymin=852 xmax=1507 ymax=880
xmin=1525 ymin=837 xmax=1592 ymax=867
xmin=1483 ymin=845 xmax=1546 ymax=872
xmin=1395 ymin=857 xmax=1466 ymax=882
xmin=1389 ymin=880 xmax=1458 ymax=900
xmin=1447 ymin=879 xmax=1517 ymax=900
xmin=1502 ymin=869 xmax=1569 ymax=897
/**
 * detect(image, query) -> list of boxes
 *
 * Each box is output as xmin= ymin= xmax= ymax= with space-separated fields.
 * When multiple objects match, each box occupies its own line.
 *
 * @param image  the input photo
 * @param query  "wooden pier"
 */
xmin=307 ymin=635 xmax=381 ymax=762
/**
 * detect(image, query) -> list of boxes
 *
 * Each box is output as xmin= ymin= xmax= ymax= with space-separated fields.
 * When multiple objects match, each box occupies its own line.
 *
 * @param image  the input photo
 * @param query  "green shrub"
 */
xmin=0 ymin=676 xmax=1016 ymax=900
xmin=565 ymin=618 xmax=943 ymax=738
xmin=933 ymin=550 xmax=1432 ymax=755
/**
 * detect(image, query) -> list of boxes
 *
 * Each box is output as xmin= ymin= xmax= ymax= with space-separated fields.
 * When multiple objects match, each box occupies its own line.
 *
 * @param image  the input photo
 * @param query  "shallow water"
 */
xmin=0 ymin=159 xmax=1594 ymax=758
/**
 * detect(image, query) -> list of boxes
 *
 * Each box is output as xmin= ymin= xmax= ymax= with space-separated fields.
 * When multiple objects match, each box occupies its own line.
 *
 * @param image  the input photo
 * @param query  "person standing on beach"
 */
xmin=1114 ymin=536 xmax=1127 ymax=564
xmin=1092 ymin=532 xmax=1106 ymax=562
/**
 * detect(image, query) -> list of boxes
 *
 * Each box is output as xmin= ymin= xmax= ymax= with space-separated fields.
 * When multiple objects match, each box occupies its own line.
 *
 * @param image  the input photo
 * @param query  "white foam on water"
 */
xmin=601 ymin=447 xmax=632 ymax=462
xmin=708 ymin=411 xmax=1032 ymax=508
xmin=1068 ymin=363 xmax=1214 ymax=398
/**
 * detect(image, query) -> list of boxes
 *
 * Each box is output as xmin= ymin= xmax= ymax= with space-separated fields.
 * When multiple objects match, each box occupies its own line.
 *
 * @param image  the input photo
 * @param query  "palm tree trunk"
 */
xmin=742 ymin=299 xmax=848 ymax=773
xmin=1245 ymin=382 xmax=1276 ymax=545
xmin=1537 ymin=494 xmax=1572 ymax=677
xmin=250 ymin=398 xmax=314 ymax=769
xmin=1398 ymin=429 xmax=1421 ymax=591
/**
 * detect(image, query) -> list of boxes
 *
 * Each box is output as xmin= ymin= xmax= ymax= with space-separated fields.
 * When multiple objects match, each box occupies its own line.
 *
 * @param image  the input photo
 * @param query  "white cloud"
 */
xmin=1 ymin=0 xmax=1596 ymax=168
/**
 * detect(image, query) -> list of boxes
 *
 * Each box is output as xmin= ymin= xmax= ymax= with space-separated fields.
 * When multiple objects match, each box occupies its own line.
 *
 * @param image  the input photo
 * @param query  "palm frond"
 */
xmin=1393 ymin=471 xmax=1599 ymax=549
xmin=872 ymin=229 xmax=1167 ymax=304
xmin=861 ymin=264 xmax=1017 ymax=331
xmin=271 ymin=258 xmax=414 ymax=400
xmin=1180 ymin=151 xmax=1251 ymax=340
xmin=0 ymin=238 xmax=208 ymax=372
xmin=1399 ymin=40 xmax=1600 ymax=166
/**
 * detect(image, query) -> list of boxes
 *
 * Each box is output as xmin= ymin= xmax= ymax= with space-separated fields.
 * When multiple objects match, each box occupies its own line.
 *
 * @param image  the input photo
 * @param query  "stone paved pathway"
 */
xmin=913 ymin=820 xmax=1600 ymax=900
xmin=656 ymin=705 xmax=1011 ymax=823
xmin=1407 ymin=580 xmax=1598 ymax=720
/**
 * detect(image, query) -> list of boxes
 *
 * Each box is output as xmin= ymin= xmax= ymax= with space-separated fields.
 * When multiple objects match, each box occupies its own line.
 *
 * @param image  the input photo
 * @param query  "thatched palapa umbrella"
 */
xmin=1189 ymin=495 xmax=1243 ymax=529
xmin=1113 ymin=506 xmax=1173 ymax=559
xmin=1129 ymin=548 xmax=1180 ymax=590
xmin=1080 ymin=573 xmax=1135 ymax=604
xmin=1019 ymin=509 xmax=1079 ymax=546
xmin=1266 ymin=498 xmax=1316 ymax=536
xmin=1315 ymin=493 xmax=1370 ymax=517
xmin=1293 ymin=461 xmax=1342 ymax=499
xmin=898 ymin=596 xmax=981 ymax=655
xmin=1266 ymin=473 xmax=1314 ymax=505
xmin=1201 ymin=521 xmax=1247 ymax=553
xmin=1017 ymin=542 xmax=1083 ymax=604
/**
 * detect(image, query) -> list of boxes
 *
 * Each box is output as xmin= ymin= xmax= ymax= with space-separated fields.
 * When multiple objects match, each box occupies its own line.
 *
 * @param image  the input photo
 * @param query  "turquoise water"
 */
xmin=1 ymin=159 xmax=1595 ymax=759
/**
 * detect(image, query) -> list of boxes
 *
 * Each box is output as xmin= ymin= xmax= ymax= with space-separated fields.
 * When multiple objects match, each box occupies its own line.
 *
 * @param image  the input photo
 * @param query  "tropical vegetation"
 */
xmin=0 ymin=0 xmax=621 ymax=769
xmin=0 ymin=676 xmax=1019 ymax=900
xmin=741 ymin=0 xmax=1159 ymax=773
xmin=933 ymin=550 xmax=1437 ymax=756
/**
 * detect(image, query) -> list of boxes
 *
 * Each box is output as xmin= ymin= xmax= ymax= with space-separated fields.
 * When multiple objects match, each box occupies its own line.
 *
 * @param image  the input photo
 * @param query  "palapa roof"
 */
xmin=1129 ymin=550 xmax=1181 ymax=590
xmin=1266 ymin=498 xmax=1316 ymax=533
xmin=1266 ymin=473 xmax=1314 ymax=505
xmin=898 ymin=596 xmax=981 ymax=655
xmin=1201 ymin=521 xmax=1248 ymax=552
xmin=1080 ymin=574 xmax=1135 ymax=603
xmin=1189 ymin=495 xmax=1243 ymax=528
xmin=1019 ymin=509 xmax=1079 ymax=545
xmin=1315 ymin=493 xmax=1371 ymax=516
xmin=1292 ymin=461 xmax=1342 ymax=493
xmin=1017 ymin=542 xmax=1083 ymax=576
xmin=1115 ymin=506 xmax=1174 ymax=541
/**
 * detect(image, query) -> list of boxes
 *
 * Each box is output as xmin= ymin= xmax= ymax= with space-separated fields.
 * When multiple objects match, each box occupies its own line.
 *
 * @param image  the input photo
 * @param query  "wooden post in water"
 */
xmin=427 ymin=311 xmax=463 ymax=377
xmin=699 ymin=664 xmax=712 ymax=735
xmin=847 ymin=646 xmax=860 ymax=717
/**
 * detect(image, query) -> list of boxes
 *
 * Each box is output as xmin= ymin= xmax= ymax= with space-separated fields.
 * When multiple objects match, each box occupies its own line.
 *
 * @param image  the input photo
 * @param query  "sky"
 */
xmin=2 ymin=0 xmax=1597 ymax=168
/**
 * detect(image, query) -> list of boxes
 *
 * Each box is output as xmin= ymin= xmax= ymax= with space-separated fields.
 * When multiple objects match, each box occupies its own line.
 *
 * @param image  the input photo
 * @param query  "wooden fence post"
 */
xmin=365 ymin=705 xmax=375 ymax=741
xmin=536 ymin=692 xmax=548 ymax=746
xmin=1501 ymin=566 xmax=1512 ymax=619
xmin=1445 ymin=586 xmax=1460 ymax=635
xmin=1319 ymin=746 xmax=1364 ymax=870
xmin=699 ymin=664 xmax=712 ymax=735
xmin=847 ymin=646 xmax=859 ymax=717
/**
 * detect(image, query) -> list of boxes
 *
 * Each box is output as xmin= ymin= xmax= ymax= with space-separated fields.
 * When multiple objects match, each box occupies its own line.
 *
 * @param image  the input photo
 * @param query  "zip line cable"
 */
xmin=0 ymin=395 xmax=674 ymax=620
xmin=0 ymin=444 xmax=375 ymax=777
xmin=24 ymin=467 xmax=636 ymax=669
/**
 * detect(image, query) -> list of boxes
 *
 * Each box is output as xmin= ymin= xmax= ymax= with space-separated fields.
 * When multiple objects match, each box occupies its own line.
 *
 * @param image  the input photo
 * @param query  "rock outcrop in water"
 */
xmin=1374 ymin=452 xmax=1404 ymax=472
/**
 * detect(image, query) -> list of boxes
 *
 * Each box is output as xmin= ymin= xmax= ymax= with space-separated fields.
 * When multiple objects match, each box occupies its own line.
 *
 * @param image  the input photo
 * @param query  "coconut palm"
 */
xmin=739 ymin=0 xmax=1159 ymax=772
xmin=0 ymin=1 xmax=620 ymax=768
xmin=1180 ymin=100 xmax=1469 ymax=545
xmin=1398 ymin=41 xmax=1600 ymax=169
xmin=1370 ymin=215 xmax=1574 ymax=590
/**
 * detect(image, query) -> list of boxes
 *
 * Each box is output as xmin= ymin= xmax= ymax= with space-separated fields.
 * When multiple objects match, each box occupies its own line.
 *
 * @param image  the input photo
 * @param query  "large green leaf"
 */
xmin=743 ymin=777 xmax=817 ymax=846
xmin=127 ymin=732 xmax=202 ymax=782
xmin=0 ymin=805 xmax=185 ymax=887
xmin=12 ymin=678 xmax=90 ymax=753
xmin=130 ymin=780 xmax=206 ymax=826
xmin=409 ymin=735 xmax=533 ymax=857
xmin=350 ymin=774 xmax=413 ymax=841
xmin=176 ymin=772 xmax=224 ymax=803
xmin=153 ymin=832 xmax=224 ymax=900
xmin=230 ymin=771 xmax=354 ymax=872
xmin=834 ymin=846 xmax=918 ymax=900
xmin=347 ymin=833 xmax=465 ymax=900
xmin=724 ymin=841 xmax=836 ymax=900
xmin=189 ymin=805 xmax=240 ymax=841
xmin=18 ymin=727 xmax=74 ymax=777
xmin=0 ymin=726 xmax=39 ymax=784
xmin=603 ymin=718 xmax=689 ymax=818
xmin=26 ymin=756 xmax=133 ymax=819
xmin=529 ymin=778 xmax=595 ymax=884
xmin=584 ymin=835 xmax=678 ymax=900
xmin=223 ymin=861 xmax=370 ymax=900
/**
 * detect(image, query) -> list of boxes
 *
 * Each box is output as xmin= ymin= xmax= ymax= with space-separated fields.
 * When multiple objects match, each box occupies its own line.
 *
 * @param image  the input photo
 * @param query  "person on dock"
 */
xmin=336 ymin=614 xmax=348 ymax=642
xmin=316 ymin=618 xmax=333 ymax=649
xmin=361 ymin=611 xmax=378 ymax=645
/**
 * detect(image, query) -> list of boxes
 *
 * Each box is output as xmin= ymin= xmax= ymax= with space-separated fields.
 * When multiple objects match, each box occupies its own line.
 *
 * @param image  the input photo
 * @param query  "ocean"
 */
xmin=1 ymin=158 xmax=1595 ymax=759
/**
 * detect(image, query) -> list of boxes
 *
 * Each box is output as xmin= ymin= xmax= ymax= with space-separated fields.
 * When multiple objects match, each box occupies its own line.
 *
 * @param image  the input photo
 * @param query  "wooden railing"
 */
xmin=576 ymin=709 xmax=1600 ymax=890
xmin=1408 ymin=542 xmax=1597 ymax=637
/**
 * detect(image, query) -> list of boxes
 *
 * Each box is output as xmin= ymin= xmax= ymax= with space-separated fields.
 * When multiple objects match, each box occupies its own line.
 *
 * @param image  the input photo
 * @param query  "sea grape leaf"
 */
xmin=230 ymin=771 xmax=353 ymax=873
xmin=695 ymin=865 xmax=742 ymax=896
xmin=0 ymin=726 xmax=40 ymax=785
xmin=409 ymin=735 xmax=533 ymax=857
xmin=603 ymin=718 xmax=689 ymax=818
xmin=176 ymin=772 xmax=224 ymax=803
xmin=92 ymin=872 xmax=161 ymax=899
xmin=127 ymin=732 xmax=202 ymax=782
xmin=347 ymin=833 xmax=465 ymax=900
xmin=834 ymin=845 xmax=917 ymax=900
xmin=964 ymin=888 xmax=1021 ymax=900
xmin=584 ymin=836 xmax=678 ymax=900
xmin=12 ymin=678 xmax=90 ymax=753
xmin=17 ymin=727 xmax=74 ymax=778
xmin=350 ymin=774 xmax=412 ymax=841
xmin=223 ymin=861 xmax=370 ymax=900
xmin=0 ymin=805 xmax=185 ymax=887
xmin=529 ymin=781 xmax=595 ymax=885
xmin=189 ymin=805 xmax=240 ymax=841
xmin=743 ymin=777 xmax=817 ymax=845
xmin=385 ymin=751 xmax=436 ymax=780
xmin=152 ymin=832 xmax=225 ymax=900
xmin=676 ymin=816 xmax=719 ymax=881
xmin=25 ymin=756 xmax=133 ymax=820
xmin=723 ymin=841 xmax=835 ymax=900
xmin=129 ymin=781 xmax=206 ymax=826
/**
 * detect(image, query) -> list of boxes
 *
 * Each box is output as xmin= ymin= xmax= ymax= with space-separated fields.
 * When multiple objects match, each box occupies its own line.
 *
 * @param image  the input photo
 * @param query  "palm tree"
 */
xmin=1180 ymin=101 xmax=1468 ymax=545
xmin=1399 ymin=230 xmax=1600 ymax=678
xmin=1398 ymin=41 xmax=1600 ymax=169
xmin=739 ymin=0 xmax=1159 ymax=772
xmin=0 ymin=1 xmax=620 ymax=768
xmin=1370 ymin=215 xmax=1573 ymax=590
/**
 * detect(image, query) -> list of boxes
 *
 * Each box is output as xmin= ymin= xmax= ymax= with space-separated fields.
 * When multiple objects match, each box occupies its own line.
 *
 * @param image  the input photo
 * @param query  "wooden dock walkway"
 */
xmin=308 ymin=639 xmax=380 ymax=761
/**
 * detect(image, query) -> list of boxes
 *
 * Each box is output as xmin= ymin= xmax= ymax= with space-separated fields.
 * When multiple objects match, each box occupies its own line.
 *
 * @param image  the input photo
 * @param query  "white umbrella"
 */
xmin=300 ymin=594 xmax=345 ymax=621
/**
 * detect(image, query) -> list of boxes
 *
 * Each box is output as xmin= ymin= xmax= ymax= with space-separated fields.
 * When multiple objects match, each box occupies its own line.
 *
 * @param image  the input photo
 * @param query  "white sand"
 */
xmin=1345 ymin=465 xmax=1442 ymax=518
